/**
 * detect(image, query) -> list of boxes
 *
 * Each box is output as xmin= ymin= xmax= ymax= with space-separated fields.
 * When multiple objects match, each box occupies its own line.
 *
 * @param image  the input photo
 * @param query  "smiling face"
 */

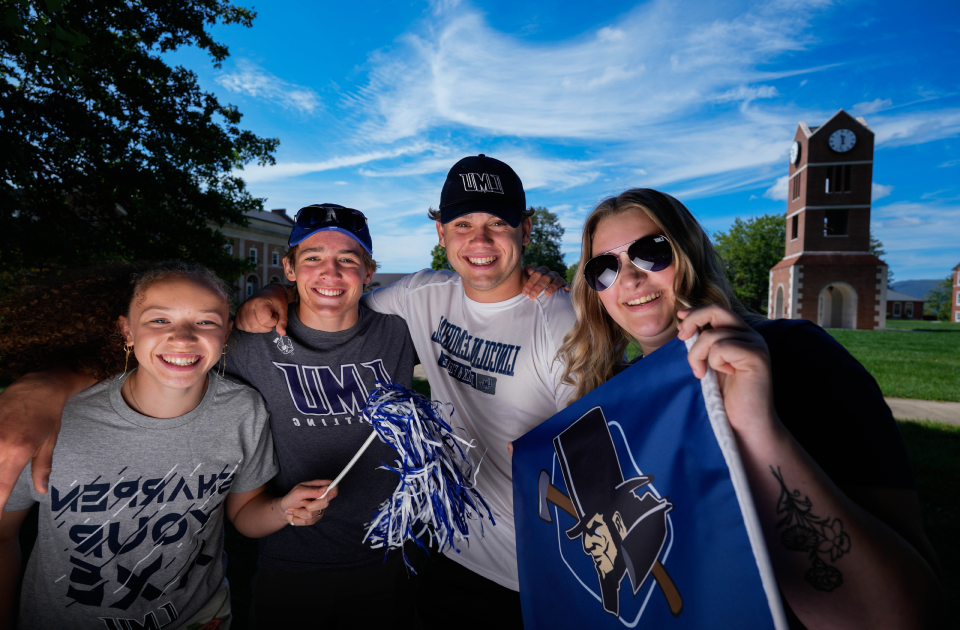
xmin=437 ymin=212 xmax=532 ymax=303
xmin=283 ymin=230 xmax=374 ymax=331
xmin=119 ymin=277 xmax=231 ymax=396
xmin=592 ymin=209 xmax=679 ymax=355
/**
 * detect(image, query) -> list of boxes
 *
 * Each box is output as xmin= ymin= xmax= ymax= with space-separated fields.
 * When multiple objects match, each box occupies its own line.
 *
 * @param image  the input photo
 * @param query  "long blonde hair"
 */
xmin=557 ymin=189 xmax=753 ymax=402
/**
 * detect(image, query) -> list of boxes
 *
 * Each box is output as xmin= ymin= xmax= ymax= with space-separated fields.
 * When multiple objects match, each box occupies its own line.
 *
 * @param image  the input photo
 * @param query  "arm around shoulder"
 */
xmin=359 ymin=269 xmax=439 ymax=317
xmin=0 ymin=367 xmax=97 ymax=514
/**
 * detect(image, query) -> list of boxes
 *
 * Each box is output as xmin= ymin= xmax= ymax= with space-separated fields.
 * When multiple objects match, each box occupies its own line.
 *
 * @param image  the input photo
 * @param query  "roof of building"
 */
xmin=798 ymin=109 xmax=872 ymax=139
xmin=886 ymin=289 xmax=925 ymax=302
xmin=247 ymin=209 xmax=294 ymax=226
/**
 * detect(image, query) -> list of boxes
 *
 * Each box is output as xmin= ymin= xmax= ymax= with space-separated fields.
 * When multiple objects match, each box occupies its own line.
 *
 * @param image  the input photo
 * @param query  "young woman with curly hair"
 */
xmin=0 ymin=261 xmax=334 ymax=629
xmin=556 ymin=189 xmax=942 ymax=629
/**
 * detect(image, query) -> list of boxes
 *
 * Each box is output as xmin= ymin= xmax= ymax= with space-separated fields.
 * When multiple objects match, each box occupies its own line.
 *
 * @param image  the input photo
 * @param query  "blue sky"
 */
xmin=170 ymin=0 xmax=960 ymax=280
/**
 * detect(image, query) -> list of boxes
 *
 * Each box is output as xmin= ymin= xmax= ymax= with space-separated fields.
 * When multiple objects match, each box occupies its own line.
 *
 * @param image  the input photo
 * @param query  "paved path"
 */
xmin=417 ymin=366 xmax=959 ymax=426
xmin=884 ymin=398 xmax=960 ymax=426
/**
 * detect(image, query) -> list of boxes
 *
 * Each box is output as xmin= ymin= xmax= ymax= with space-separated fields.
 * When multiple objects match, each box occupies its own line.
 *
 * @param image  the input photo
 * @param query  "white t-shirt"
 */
xmin=362 ymin=269 xmax=576 ymax=590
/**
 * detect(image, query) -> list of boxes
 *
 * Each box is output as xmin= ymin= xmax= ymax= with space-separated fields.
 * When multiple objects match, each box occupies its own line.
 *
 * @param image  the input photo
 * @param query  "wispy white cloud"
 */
xmin=352 ymin=1 xmax=834 ymax=144
xmin=869 ymin=109 xmax=960 ymax=148
xmin=852 ymin=98 xmax=892 ymax=115
xmin=873 ymin=201 xmax=960 ymax=250
xmin=870 ymin=200 xmax=960 ymax=278
xmin=872 ymin=182 xmax=893 ymax=200
xmin=764 ymin=175 xmax=789 ymax=201
xmin=238 ymin=144 xmax=430 ymax=183
xmin=217 ymin=60 xmax=321 ymax=113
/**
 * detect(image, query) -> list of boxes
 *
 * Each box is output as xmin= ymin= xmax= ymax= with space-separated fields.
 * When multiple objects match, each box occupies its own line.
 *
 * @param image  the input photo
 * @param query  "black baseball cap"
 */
xmin=439 ymin=154 xmax=526 ymax=227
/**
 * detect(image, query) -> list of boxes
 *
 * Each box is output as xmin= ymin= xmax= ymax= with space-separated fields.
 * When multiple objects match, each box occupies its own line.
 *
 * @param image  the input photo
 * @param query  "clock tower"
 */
xmin=768 ymin=109 xmax=888 ymax=329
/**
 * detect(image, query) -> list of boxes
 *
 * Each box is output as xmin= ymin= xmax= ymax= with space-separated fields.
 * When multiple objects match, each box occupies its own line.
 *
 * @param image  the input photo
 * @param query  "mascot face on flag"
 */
xmin=539 ymin=407 xmax=681 ymax=620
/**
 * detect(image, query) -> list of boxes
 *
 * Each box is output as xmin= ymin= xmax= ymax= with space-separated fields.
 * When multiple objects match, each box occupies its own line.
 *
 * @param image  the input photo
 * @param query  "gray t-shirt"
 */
xmin=5 ymin=372 xmax=278 ymax=630
xmin=225 ymin=305 xmax=416 ymax=572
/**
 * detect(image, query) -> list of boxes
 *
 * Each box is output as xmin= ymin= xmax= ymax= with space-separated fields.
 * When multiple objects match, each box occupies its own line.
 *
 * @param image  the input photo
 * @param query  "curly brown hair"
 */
xmin=0 ymin=261 xmax=230 ymax=382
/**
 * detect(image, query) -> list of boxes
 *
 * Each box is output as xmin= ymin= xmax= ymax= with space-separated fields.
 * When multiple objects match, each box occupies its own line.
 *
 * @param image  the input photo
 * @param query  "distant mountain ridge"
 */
xmin=890 ymin=280 xmax=940 ymax=301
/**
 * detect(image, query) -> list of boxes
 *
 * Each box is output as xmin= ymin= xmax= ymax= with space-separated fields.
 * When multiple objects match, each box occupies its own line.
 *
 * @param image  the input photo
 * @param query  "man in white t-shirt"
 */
xmin=238 ymin=155 xmax=577 ymax=627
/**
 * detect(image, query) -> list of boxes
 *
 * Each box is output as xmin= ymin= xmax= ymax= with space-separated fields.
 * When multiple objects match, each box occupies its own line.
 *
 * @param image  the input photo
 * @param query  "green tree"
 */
xmin=523 ymin=206 xmax=567 ymax=276
xmin=430 ymin=243 xmax=453 ymax=271
xmin=0 ymin=0 xmax=277 ymax=293
xmin=869 ymin=232 xmax=894 ymax=285
xmin=925 ymin=276 xmax=953 ymax=321
xmin=713 ymin=214 xmax=786 ymax=313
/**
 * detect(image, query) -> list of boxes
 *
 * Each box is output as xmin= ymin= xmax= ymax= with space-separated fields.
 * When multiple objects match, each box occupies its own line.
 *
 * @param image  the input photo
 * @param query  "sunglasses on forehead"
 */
xmin=294 ymin=205 xmax=368 ymax=233
xmin=583 ymin=234 xmax=673 ymax=291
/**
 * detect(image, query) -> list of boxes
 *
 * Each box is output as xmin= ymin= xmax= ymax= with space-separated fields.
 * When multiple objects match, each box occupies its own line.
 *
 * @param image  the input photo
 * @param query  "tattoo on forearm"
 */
xmin=771 ymin=466 xmax=850 ymax=592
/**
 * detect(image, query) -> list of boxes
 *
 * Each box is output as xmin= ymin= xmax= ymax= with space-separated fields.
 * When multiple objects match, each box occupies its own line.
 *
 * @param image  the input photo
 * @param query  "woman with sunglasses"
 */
xmin=557 ymin=189 xmax=942 ymax=628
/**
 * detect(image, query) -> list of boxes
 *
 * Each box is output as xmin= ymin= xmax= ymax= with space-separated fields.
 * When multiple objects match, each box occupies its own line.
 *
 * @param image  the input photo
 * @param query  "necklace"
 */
xmin=125 ymin=372 xmax=145 ymax=415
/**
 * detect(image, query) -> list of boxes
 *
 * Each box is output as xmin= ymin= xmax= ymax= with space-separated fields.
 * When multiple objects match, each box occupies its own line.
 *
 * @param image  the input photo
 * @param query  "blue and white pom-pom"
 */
xmin=320 ymin=381 xmax=493 ymax=569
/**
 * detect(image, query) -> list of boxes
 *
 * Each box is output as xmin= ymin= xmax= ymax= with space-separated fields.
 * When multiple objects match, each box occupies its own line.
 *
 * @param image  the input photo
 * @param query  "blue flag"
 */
xmin=513 ymin=335 xmax=787 ymax=629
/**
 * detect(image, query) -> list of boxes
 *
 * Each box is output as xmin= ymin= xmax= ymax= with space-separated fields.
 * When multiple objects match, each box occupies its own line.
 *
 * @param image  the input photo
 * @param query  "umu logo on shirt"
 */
xmin=273 ymin=359 xmax=393 ymax=416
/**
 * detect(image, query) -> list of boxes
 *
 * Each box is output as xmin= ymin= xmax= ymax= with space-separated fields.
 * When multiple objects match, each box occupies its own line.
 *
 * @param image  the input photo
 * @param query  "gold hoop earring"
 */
xmin=218 ymin=344 xmax=228 ymax=378
xmin=119 ymin=342 xmax=134 ymax=379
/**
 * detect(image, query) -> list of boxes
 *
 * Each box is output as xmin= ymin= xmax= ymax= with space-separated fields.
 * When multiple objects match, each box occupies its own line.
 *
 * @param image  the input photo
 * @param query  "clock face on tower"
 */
xmin=828 ymin=129 xmax=856 ymax=153
xmin=789 ymin=141 xmax=800 ymax=165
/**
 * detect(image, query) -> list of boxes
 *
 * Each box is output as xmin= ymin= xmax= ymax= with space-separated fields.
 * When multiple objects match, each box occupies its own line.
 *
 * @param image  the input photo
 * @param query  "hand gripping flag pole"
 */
xmin=319 ymin=382 xmax=493 ymax=569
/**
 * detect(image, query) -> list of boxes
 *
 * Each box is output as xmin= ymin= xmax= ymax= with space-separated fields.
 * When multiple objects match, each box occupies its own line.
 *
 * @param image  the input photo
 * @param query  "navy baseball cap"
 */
xmin=288 ymin=204 xmax=373 ymax=255
xmin=439 ymin=154 xmax=526 ymax=227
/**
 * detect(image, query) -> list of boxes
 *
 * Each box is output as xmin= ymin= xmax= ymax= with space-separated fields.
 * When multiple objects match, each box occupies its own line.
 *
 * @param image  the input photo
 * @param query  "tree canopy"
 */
xmin=869 ymin=234 xmax=894 ymax=285
xmin=713 ymin=214 xmax=786 ymax=313
xmin=430 ymin=243 xmax=453 ymax=271
xmin=1 ymin=0 xmax=277 ymax=292
xmin=523 ymin=206 xmax=567 ymax=276
xmin=924 ymin=275 xmax=953 ymax=321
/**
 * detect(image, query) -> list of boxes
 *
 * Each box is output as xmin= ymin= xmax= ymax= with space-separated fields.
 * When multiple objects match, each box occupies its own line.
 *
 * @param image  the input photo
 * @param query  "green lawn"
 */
xmin=825 ymin=323 xmax=960 ymax=402
xmin=885 ymin=319 xmax=960 ymax=332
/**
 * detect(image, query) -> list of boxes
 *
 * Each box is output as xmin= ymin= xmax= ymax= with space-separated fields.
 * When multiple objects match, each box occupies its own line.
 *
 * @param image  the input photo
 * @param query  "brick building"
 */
xmin=217 ymin=209 xmax=293 ymax=301
xmin=885 ymin=289 xmax=924 ymax=320
xmin=953 ymin=263 xmax=960 ymax=323
xmin=768 ymin=110 xmax=888 ymax=329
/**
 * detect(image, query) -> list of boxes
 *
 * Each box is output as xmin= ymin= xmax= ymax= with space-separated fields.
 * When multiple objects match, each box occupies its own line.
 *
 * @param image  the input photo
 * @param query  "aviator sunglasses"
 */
xmin=583 ymin=234 xmax=673 ymax=291
xmin=294 ymin=205 xmax=368 ymax=233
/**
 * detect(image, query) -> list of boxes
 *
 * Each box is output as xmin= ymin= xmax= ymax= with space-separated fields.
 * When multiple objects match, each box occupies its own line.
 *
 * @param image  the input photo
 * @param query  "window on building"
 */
xmin=823 ymin=209 xmax=848 ymax=236
xmin=224 ymin=242 xmax=233 ymax=256
xmin=246 ymin=274 xmax=260 ymax=298
xmin=249 ymin=248 xmax=257 ymax=263
xmin=269 ymin=276 xmax=281 ymax=285
xmin=956 ymin=310 xmax=960 ymax=323
xmin=825 ymin=164 xmax=852 ymax=194
xmin=905 ymin=302 xmax=914 ymax=318
xmin=956 ymin=292 xmax=960 ymax=306
xmin=272 ymin=251 xmax=280 ymax=266
xmin=791 ymin=175 xmax=801 ymax=202
xmin=892 ymin=302 xmax=901 ymax=317
xmin=791 ymin=214 xmax=798 ymax=241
